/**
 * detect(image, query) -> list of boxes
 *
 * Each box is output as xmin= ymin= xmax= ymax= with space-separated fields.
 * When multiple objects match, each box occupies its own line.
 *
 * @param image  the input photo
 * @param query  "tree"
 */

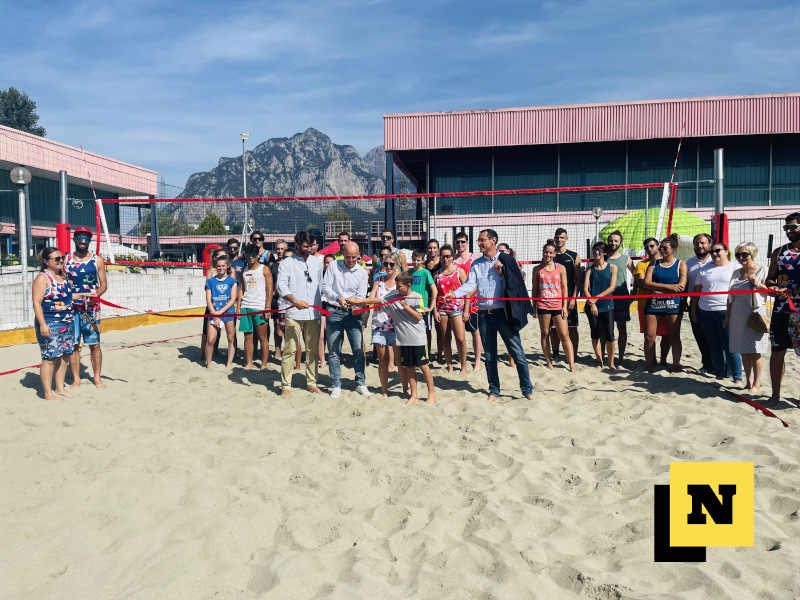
xmin=325 ymin=207 xmax=351 ymax=223
xmin=195 ymin=211 xmax=228 ymax=235
xmin=139 ymin=210 xmax=194 ymax=236
xmin=0 ymin=87 xmax=46 ymax=136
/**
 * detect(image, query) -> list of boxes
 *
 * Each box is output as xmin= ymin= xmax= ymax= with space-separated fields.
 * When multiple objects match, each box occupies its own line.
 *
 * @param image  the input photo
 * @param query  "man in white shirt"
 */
xmin=277 ymin=231 xmax=324 ymax=396
xmin=685 ymin=233 xmax=714 ymax=373
xmin=322 ymin=242 xmax=371 ymax=398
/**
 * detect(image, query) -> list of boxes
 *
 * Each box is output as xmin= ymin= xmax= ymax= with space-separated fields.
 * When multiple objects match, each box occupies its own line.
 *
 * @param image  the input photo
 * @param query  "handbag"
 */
xmin=746 ymin=267 xmax=770 ymax=334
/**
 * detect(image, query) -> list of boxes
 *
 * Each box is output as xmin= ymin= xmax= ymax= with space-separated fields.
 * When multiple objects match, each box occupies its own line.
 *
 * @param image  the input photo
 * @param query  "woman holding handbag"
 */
xmin=691 ymin=242 xmax=742 ymax=385
xmin=725 ymin=242 xmax=770 ymax=394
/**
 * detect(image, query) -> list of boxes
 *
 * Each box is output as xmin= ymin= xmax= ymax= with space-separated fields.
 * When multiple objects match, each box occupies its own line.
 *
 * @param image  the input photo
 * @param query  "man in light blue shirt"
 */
xmin=444 ymin=228 xmax=533 ymax=401
xmin=277 ymin=231 xmax=324 ymax=396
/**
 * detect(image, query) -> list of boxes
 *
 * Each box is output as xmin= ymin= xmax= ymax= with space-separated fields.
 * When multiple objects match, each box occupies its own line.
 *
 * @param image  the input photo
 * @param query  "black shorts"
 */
xmin=770 ymin=312 xmax=792 ymax=351
xmin=464 ymin=311 xmax=479 ymax=333
xmin=613 ymin=285 xmax=631 ymax=322
xmin=423 ymin=312 xmax=433 ymax=331
xmin=586 ymin=309 xmax=616 ymax=341
xmin=550 ymin=306 xmax=578 ymax=328
xmin=400 ymin=345 xmax=430 ymax=367
xmin=538 ymin=309 xmax=563 ymax=317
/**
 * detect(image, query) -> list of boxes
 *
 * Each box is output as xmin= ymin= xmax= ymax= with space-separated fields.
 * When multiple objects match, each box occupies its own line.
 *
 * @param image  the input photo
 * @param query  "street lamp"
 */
xmin=10 ymin=166 xmax=32 ymax=322
xmin=241 ymin=131 xmax=250 ymax=198
xmin=241 ymin=132 xmax=250 ymax=243
xmin=592 ymin=206 xmax=604 ymax=242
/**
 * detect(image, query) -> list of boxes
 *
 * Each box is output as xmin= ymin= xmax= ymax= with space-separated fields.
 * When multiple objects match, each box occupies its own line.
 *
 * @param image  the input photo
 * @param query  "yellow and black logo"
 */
xmin=654 ymin=462 xmax=754 ymax=562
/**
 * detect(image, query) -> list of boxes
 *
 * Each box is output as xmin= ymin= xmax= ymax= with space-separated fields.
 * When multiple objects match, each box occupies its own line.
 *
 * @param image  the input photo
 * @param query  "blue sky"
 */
xmin=3 ymin=0 xmax=798 ymax=191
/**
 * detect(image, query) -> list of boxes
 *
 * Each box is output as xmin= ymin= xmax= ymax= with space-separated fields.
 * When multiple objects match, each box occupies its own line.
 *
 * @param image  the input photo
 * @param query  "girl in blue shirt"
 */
xmin=205 ymin=255 xmax=239 ymax=368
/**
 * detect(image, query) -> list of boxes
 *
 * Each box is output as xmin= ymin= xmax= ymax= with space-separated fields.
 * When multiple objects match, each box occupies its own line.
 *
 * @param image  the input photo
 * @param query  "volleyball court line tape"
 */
xmin=0 ymin=334 xmax=200 ymax=377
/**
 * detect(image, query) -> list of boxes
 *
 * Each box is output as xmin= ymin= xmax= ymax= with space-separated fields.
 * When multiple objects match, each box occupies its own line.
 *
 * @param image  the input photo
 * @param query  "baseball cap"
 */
xmin=74 ymin=226 xmax=93 ymax=237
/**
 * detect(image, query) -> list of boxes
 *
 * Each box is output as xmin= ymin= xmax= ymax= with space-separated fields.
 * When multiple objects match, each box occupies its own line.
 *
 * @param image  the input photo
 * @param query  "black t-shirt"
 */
xmin=269 ymin=260 xmax=280 ymax=308
xmin=427 ymin=260 xmax=441 ymax=278
xmin=554 ymin=250 xmax=578 ymax=295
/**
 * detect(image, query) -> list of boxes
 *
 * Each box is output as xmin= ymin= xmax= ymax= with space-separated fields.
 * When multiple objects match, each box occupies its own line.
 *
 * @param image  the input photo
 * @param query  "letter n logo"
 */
xmin=670 ymin=462 xmax=754 ymax=549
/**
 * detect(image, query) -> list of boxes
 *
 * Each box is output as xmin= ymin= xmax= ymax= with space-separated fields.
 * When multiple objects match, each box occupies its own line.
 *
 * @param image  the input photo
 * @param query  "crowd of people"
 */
xmin=31 ymin=212 xmax=800 ymax=408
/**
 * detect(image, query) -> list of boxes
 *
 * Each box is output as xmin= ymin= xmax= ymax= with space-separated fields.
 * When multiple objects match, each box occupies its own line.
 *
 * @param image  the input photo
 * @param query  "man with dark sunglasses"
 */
xmin=765 ymin=211 xmax=800 ymax=407
xmin=276 ymin=231 xmax=324 ymax=396
xmin=372 ymin=229 xmax=407 ymax=273
xmin=65 ymin=226 xmax=107 ymax=389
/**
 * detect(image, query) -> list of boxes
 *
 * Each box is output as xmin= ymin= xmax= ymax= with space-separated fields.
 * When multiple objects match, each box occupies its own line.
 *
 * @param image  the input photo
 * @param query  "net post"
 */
xmin=665 ymin=183 xmax=677 ymax=236
xmin=712 ymin=148 xmax=725 ymax=244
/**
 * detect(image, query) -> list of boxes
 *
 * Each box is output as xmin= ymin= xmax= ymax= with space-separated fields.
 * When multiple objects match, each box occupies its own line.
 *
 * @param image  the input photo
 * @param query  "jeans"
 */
xmin=698 ymin=309 xmax=742 ymax=382
xmin=478 ymin=311 xmax=533 ymax=397
xmin=689 ymin=317 xmax=714 ymax=371
xmin=326 ymin=311 xmax=365 ymax=388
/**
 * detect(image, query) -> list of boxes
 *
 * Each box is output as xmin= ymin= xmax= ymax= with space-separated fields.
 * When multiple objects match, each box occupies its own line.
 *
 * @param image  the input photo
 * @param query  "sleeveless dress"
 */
xmin=372 ymin=280 xmax=396 ymax=333
xmin=455 ymin=253 xmax=478 ymax=315
xmin=537 ymin=266 xmax=562 ymax=311
xmin=645 ymin=260 xmax=682 ymax=314
xmin=728 ymin=266 xmax=769 ymax=354
xmin=36 ymin=271 xmax=75 ymax=359
xmin=436 ymin=269 xmax=464 ymax=314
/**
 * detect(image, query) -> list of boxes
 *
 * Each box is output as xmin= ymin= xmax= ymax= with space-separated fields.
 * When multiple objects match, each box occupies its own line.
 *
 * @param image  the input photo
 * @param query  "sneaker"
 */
xmin=356 ymin=385 xmax=372 ymax=396
xmin=330 ymin=387 xmax=341 ymax=398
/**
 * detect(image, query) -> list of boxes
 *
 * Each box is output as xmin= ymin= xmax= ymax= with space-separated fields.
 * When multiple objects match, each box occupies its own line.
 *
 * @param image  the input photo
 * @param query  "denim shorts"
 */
xmin=372 ymin=329 xmax=396 ymax=346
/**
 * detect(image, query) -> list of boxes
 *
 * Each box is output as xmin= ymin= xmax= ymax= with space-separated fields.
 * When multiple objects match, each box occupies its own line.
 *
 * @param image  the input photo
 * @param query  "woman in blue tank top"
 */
xmin=205 ymin=255 xmax=239 ymax=368
xmin=582 ymin=241 xmax=618 ymax=370
xmin=643 ymin=234 xmax=688 ymax=372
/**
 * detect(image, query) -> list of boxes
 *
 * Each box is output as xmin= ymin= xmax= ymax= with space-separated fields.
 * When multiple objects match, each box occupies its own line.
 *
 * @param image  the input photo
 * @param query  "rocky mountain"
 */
xmin=176 ymin=128 xmax=410 ymax=234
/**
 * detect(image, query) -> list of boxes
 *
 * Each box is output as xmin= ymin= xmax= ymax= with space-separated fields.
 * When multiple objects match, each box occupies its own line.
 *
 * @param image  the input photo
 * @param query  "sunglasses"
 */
xmin=784 ymin=224 xmax=799 ymax=231
xmin=646 ymin=243 xmax=658 ymax=248
xmin=455 ymin=240 xmax=467 ymax=244
xmin=658 ymin=246 xmax=670 ymax=252
xmin=245 ymin=253 xmax=257 ymax=258
xmin=49 ymin=256 xmax=64 ymax=262
xmin=381 ymin=235 xmax=392 ymax=240
xmin=228 ymin=246 xmax=239 ymax=251
xmin=251 ymin=237 xmax=264 ymax=242
xmin=384 ymin=262 xmax=397 ymax=268
xmin=304 ymin=270 xmax=312 ymax=283
xmin=711 ymin=248 xmax=724 ymax=254
xmin=734 ymin=252 xmax=750 ymax=259
xmin=592 ymin=248 xmax=604 ymax=254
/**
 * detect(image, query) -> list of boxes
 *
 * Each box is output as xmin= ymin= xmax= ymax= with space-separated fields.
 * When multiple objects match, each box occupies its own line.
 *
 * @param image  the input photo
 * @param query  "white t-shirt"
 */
xmin=698 ymin=262 xmax=736 ymax=312
xmin=686 ymin=255 xmax=713 ymax=292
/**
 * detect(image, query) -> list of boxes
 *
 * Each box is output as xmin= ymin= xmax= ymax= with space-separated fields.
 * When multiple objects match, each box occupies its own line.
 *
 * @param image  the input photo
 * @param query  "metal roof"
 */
xmin=384 ymin=94 xmax=800 ymax=151
xmin=0 ymin=124 xmax=157 ymax=196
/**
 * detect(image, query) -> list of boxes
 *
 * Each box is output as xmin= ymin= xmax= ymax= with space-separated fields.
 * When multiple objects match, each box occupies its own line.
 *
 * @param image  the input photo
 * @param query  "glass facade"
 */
xmin=428 ymin=133 xmax=800 ymax=215
xmin=0 ymin=168 xmax=120 ymax=232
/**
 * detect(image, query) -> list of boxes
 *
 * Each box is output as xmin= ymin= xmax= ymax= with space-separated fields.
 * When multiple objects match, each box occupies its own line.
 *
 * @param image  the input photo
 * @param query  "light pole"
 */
xmin=592 ymin=206 xmax=604 ymax=242
xmin=10 ymin=166 xmax=32 ymax=322
xmin=241 ymin=132 xmax=250 ymax=243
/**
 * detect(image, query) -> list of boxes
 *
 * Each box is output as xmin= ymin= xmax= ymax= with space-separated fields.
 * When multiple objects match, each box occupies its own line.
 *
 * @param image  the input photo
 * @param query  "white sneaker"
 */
xmin=356 ymin=385 xmax=371 ymax=396
xmin=330 ymin=387 xmax=341 ymax=398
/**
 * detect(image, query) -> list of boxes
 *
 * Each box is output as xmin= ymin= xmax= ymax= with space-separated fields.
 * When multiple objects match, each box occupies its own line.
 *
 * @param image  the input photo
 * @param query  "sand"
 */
xmin=1 ymin=317 xmax=799 ymax=600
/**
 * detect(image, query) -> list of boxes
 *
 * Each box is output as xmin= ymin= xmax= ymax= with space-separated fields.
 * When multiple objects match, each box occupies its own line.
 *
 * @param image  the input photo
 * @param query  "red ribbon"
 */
xmin=0 ymin=334 xmax=200 ymax=377
xmin=96 ymin=298 xmax=330 ymax=318
xmin=354 ymin=289 xmax=797 ymax=314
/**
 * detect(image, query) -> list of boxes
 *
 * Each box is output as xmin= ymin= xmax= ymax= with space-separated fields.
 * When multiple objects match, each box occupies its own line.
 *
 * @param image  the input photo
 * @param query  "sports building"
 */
xmin=0 ymin=124 xmax=157 ymax=259
xmin=383 ymin=93 xmax=800 ymax=260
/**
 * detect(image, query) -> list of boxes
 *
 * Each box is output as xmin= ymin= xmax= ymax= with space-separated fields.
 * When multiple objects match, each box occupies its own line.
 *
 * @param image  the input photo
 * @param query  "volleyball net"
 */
xmin=3 ymin=180 xmax=799 ymax=331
